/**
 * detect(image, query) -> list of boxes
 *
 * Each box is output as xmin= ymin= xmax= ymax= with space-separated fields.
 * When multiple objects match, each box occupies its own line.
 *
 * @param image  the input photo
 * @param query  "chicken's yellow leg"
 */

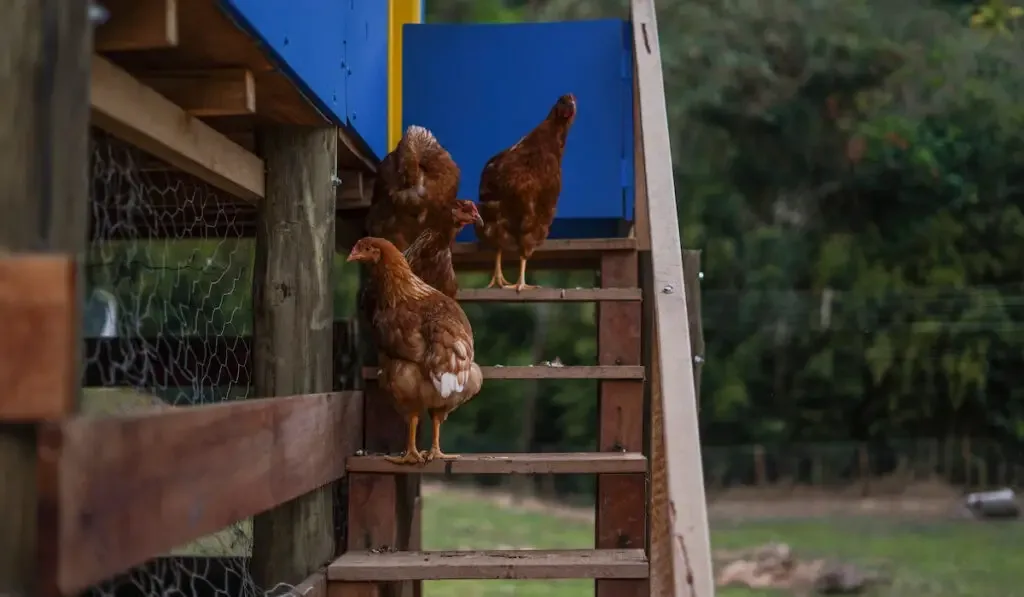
xmin=384 ymin=413 xmax=425 ymax=465
xmin=424 ymin=410 xmax=459 ymax=461
xmin=503 ymin=255 xmax=538 ymax=292
xmin=485 ymin=249 xmax=511 ymax=288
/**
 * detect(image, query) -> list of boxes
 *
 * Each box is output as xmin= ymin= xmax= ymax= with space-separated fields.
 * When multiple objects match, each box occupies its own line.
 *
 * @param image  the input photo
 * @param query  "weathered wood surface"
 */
xmin=0 ymin=1 xmax=91 ymax=595
xmin=631 ymin=0 xmax=715 ymax=595
xmin=596 ymin=252 xmax=648 ymax=597
xmin=363 ymin=366 xmax=644 ymax=381
xmin=457 ymin=287 xmax=641 ymax=302
xmin=348 ymin=452 xmax=646 ymax=475
xmin=250 ymin=125 xmax=338 ymax=589
xmin=53 ymin=392 xmax=362 ymax=593
xmin=0 ymin=257 xmax=78 ymax=421
xmin=328 ymin=549 xmax=650 ymax=581
xmin=90 ymin=55 xmax=265 ymax=202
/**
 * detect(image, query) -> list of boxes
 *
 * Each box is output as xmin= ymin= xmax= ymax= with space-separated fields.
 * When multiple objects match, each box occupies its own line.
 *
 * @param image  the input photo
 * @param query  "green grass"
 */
xmin=421 ymin=488 xmax=1024 ymax=597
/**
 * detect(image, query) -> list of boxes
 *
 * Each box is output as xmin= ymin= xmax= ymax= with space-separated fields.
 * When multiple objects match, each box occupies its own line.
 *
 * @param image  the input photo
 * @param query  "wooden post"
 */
xmin=682 ymin=251 xmax=703 ymax=404
xmin=596 ymin=252 xmax=646 ymax=597
xmin=250 ymin=126 xmax=337 ymax=588
xmin=0 ymin=2 xmax=91 ymax=595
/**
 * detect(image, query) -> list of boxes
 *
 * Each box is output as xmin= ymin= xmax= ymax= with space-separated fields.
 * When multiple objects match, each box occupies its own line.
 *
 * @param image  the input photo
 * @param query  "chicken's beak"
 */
xmin=474 ymin=214 xmax=485 ymax=227
xmin=346 ymin=249 xmax=361 ymax=263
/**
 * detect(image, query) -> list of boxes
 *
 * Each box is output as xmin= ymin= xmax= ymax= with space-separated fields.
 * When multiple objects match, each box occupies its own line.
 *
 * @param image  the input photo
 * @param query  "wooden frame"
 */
xmin=90 ymin=55 xmax=265 ymax=203
xmin=50 ymin=392 xmax=362 ymax=593
xmin=630 ymin=0 xmax=715 ymax=596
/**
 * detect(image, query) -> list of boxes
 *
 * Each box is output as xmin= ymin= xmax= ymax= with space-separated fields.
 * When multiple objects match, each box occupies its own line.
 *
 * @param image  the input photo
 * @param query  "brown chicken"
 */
xmin=475 ymin=94 xmax=577 ymax=291
xmin=347 ymin=237 xmax=483 ymax=465
xmin=366 ymin=124 xmax=461 ymax=251
xmin=359 ymin=199 xmax=483 ymax=334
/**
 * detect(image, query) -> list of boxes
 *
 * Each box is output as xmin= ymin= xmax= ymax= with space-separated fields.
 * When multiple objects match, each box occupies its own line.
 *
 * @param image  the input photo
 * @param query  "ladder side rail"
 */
xmin=629 ymin=1 xmax=715 ymax=596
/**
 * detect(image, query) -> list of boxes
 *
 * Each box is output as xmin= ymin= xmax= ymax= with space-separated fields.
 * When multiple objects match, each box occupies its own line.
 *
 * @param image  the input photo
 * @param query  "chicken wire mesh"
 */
xmin=82 ymin=130 xmax=266 ymax=597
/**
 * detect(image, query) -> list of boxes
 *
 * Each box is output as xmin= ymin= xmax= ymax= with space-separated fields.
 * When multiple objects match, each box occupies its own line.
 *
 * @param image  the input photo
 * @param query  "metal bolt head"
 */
xmin=89 ymin=2 xmax=110 ymax=25
xmin=330 ymin=175 xmax=343 ymax=187
xmin=698 ymin=271 xmax=704 ymax=280
xmin=662 ymin=284 xmax=674 ymax=294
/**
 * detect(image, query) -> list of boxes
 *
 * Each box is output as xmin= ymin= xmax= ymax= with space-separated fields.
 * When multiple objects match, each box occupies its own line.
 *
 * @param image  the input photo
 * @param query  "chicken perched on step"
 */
xmin=475 ymin=93 xmax=577 ymax=291
xmin=366 ymin=125 xmax=461 ymax=251
xmin=347 ymin=237 xmax=483 ymax=465
xmin=359 ymin=199 xmax=483 ymax=332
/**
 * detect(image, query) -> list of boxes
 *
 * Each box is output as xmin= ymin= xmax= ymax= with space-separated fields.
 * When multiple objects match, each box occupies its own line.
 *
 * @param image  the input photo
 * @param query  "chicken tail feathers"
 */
xmin=395 ymin=125 xmax=440 ymax=202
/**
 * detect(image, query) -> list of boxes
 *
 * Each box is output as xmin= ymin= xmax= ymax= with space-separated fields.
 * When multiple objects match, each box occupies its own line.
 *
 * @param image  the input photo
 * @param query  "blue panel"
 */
xmin=219 ymin=0 xmax=347 ymax=124
xmin=404 ymin=20 xmax=635 ymax=240
xmin=345 ymin=0 xmax=390 ymax=159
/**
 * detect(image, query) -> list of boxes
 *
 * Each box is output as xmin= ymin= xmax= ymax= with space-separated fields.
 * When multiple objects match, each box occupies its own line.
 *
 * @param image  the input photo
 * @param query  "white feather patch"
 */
xmin=433 ymin=371 xmax=465 ymax=399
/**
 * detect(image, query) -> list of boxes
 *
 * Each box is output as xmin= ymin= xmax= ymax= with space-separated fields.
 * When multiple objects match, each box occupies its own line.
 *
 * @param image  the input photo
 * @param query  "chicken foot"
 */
xmin=502 ymin=256 xmax=538 ymax=293
xmin=423 ymin=410 xmax=459 ymax=462
xmin=385 ymin=413 xmax=426 ymax=465
xmin=485 ymin=249 xmax=512 ymax=288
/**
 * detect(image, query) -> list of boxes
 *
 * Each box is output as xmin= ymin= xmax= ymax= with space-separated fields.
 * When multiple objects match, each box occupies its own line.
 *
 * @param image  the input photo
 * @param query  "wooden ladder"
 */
xmin=332 ymin=238 xmax=652 ymax=596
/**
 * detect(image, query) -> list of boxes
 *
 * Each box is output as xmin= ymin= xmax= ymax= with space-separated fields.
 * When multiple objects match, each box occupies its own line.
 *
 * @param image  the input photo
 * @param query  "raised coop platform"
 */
xmin=0 ymin=2 xmax=709 ymax=597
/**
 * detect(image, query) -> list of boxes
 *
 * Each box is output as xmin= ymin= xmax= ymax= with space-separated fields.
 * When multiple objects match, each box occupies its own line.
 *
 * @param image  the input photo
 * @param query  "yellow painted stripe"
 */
xmin=388 ymin=0 xmax=422 ymax=151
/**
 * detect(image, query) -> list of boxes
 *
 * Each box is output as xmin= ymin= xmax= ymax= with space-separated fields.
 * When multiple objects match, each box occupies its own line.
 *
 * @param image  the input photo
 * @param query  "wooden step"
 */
xmin=456 ymin=287 xmax=641 ymax=302
xmin=327 ymin=549 xmax=649 ymax=581
xmin=348 ymin=451 xmax=646 ymax=474
xmin=363 ymin=365 xmax=645 ymax=381
xmin=452 ymin=238 xmax=636 ymax=270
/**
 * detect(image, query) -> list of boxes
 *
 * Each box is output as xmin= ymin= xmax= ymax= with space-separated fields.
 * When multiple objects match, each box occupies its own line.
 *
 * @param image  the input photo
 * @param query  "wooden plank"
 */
xmin=328 ymin=549 xmax=650 ymax=581
xmin=630 ymin=51 xmax=650 ymax=251
xmin=362 ymin=366 xmax=644 ymax=381
xmin=0 ymin=257 xmax=78 ymax=421
xmin=52 ymin=392 xmax=362 ymax=594
xmin=452 ymin=238 xmax=636 ymax=269
xmin=137 ymin=69 xmax=256 ymax=116
xmin=0 ymin=1 xmax=91 ymax=595
xmin=90 ymin=54 xmax=265 ymax=202
xmin=456 ymin=287 xmax=641 ymax=302
xmin=249 ymin=126 xmax=339 ymax=588
xmin=95 ymin=0 xmax=178 ymax=52
xmin=631 ymin=1 xmax=715 ymax=596
xmin=348 ymin=452 xmax=646 ymax=475
xmin=596 ymin=253 xmax=647 ymax=597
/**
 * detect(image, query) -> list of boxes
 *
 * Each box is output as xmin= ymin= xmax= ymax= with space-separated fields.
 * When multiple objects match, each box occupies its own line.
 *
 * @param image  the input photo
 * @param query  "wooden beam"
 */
xmin=338 ymin=128 xmax=378 ymax=173
xmin=328 ymin=549 xmax=649 ymax=581
xmin=347 ymin=452 xmax=646 ymax=475
xmin=90 ymin=55 xmax=265 ymax=202
xmin=596 ymin=252 xmax=647 ymax=597
xmin=137 ymin=69 xmax=256 ymax=117
xmin=630 ymin=1 xmax=715 ymax=596
xmin=94 ymin=0 xmax=178 ymax=52
xmin=362 ymin=365 xmax=645 ymax=381
xmin=0 ymin=1 xmax=90 ymax=595
xmin=51 ymin=392 xmax=362 ymax=594
xmin=683 ymin=250 xmax=704 ymax=402
xmin=456 ymin=287 xmax=642 ymax=302
xmin=451 ymin=238 xmax=636 ymax=269
xmin=0 ymin=257 xmax=78 ymax=421
xmin=250 ymin=126 xmax=338 ymax=588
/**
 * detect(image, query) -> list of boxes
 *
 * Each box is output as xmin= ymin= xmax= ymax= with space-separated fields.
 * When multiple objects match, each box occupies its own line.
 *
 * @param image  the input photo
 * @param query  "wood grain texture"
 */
xmin=328 ymin=549 xmax=650 ymax=581
xmin=52 ymin=392 xmax=361 ymax=593
xmin=137 ymin=69 xmax=256 ymax=116
xmin=596 ymin=253 xmax=647 ymax=597
xmin=250 ymin=126 xmax=338 ymax=588
xmin=683 ymin=250 xmax=704 ymax=404
xmin=348 ymin=452 xmax=646 ymax=475
xmin=0 ymin=257 xmax=77 ymax=421
xmin=90 ymin=55 xmax=265 ymax=202
xmin=631 ymin=1 xmax=715 ymax=595
xmin=456 ymin=287 xmax=641 ymax=302
xmin=0 ymin=1 xmax=91 ymax=594
xmin=451 ymin=238 xmax=636 ymax=269
xmin=94 ymin=0 xmax=178 ymax=51
xmin=363 ymin=366 xmax=644 ymax=381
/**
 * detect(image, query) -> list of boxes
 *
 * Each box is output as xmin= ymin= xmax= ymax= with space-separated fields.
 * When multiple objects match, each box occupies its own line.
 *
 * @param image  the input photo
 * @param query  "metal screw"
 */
xmin=662 ymin=284 xmax=674 ymax=294
xmin=698 ymin=271 xmax=704 ymax=280
xmin=694 ymin=355 xmax=705 ymax=364
xmin=331 ymin=175 xmax=343 ymax=187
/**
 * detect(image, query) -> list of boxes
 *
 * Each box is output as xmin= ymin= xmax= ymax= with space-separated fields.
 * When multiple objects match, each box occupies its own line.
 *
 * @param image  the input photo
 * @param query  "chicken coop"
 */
xmin=0 ymin=1 xmax=709 ymax=597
